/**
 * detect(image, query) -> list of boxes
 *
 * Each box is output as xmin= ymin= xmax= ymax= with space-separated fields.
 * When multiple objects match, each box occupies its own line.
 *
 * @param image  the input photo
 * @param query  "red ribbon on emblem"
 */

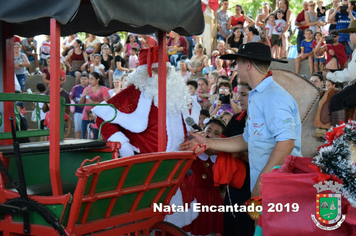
xmin=201 ymin=0 xmax=219 ymax=13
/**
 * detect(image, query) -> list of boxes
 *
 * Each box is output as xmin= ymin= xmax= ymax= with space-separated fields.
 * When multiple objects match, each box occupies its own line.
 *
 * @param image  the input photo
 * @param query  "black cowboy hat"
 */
xmin=338 ymin=19 xmax=356 ymax=33
xmin=220 ymin=42 xmax=288 ymax=63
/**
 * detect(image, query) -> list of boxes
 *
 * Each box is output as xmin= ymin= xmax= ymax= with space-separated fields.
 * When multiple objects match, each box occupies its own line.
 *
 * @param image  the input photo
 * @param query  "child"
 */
xmin=295 ymin=29 xmax=314 ymax=75
xmin=271 ymin=10 xmax=286 ymax=59
xmin=187 ymin=80 xmax=198 ymax=96
xmin=198 ymin=109 xmax=210 ymax=128
xmin=90 ymin=54 xmax=105 ymax=77
xmin=312 ymin=31 xmax=325 ymax=72
xmin=39 ymin=35 xmax=50 ymax=70
xmin=43 ymin=102 xmax=72 ymax=138
xmin=219 ymin=110 xmax=233 ymax=124
xmin=202 ymin=58 xmax=214 ymax=75
xmin=265 ymin=14 xmax=276 ymax=51
xmin=69 ymin=72 xmax=89 ymax=139
xmin=36 ymin=82 xmax=47 ymax=130
xmin=325 ymin=79 xmax=336 ymax=90
xmin=88 ymin=111 xmax=99 ymax=140
xmin=129 ymin=47 xmax=139 ymax=69
xmin=208 ymin=71 xmax=220 ymax=95
xmin=16 ymin=101 xmax=30 ymax=143
xmin=215 ymin=57 xmax=226 ymax=76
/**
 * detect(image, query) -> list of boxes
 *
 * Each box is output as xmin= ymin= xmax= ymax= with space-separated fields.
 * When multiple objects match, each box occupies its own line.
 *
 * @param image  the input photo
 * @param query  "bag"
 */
xmin=261 ymin=156 xmax=356 ymax=236
xmin=71 ymin=60 xmax=85 ymax=71
xmin=31 ymin=109 xmax=37 ymax=122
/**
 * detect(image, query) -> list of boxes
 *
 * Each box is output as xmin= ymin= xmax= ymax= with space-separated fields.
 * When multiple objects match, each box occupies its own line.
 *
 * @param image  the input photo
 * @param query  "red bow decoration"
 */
xmin=201 ymin=0 xmax=219 ymax=13
xmin=309 ymin=164 xmax=343 ymax=184
xmin=317 ymin=122 xmax=346 ymax=151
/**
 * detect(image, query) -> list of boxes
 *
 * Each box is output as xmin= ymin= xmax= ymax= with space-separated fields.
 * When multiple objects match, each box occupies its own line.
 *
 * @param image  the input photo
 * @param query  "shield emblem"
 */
xmin=316 ymin=193 xmax=342 ymax=225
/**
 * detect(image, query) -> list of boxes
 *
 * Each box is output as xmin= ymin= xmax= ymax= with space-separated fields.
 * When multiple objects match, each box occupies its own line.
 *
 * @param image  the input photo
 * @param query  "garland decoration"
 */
xmin=313 ymin=120 xmax=356 ymax=207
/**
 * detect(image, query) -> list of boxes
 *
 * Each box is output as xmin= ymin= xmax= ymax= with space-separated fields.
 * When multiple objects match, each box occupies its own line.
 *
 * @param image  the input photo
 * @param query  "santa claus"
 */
xmin=92 ymin=46 xmax=200 ymax=228
xmin=92 ymin=46 xmax=200 ymax=156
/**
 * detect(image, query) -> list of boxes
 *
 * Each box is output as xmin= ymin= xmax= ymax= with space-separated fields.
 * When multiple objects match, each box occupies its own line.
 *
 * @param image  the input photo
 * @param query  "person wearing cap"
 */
xmin=180 ymin=42 xmax=302 ymax=197
xmin=323 ymin=19 xmax=356 ymax=126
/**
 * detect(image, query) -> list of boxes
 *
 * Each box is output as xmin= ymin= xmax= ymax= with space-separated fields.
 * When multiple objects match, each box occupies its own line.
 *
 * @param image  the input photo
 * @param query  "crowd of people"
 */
xmin=11 ymin=0 xmax=356 ymax=235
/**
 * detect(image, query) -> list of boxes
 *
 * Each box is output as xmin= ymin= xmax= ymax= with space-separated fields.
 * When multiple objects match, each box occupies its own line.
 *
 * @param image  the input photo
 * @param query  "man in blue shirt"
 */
xmin=329 ymin=0 xmax=356 ymax=57
xmin=180 ymin=43 xmax=302 ymax=197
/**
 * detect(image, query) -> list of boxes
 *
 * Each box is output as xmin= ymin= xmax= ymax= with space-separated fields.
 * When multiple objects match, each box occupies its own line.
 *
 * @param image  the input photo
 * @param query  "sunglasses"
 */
xmin=219 ymin=88 xmax=230 ymax=92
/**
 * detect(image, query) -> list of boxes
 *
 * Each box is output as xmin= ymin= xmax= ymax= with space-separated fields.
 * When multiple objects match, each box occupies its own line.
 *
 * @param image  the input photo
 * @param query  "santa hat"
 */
xmin=138 ymin=46 xmax=170 ymax=77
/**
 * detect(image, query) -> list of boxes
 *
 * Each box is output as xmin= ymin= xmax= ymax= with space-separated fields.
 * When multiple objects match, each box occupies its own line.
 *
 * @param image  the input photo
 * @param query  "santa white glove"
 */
xmin=108 ymin=131 xmax=139 ymax=158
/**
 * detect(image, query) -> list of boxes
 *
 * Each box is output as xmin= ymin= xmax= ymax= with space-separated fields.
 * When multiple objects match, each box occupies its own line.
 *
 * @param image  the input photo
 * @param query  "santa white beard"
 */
xmin=126 ymin=65 xmax=192 ymax=116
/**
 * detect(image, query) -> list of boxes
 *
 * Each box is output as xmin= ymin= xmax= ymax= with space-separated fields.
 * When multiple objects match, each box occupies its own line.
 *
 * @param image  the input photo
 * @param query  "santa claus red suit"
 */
xmin=92 ymin=46 xmax=200 ymax=228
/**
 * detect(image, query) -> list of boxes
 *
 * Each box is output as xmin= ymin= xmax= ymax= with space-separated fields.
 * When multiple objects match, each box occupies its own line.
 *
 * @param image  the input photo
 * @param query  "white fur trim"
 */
xmin=166 ymin=115 xmax=185 ymax=152
xmin=164 ymin=187 xmax=199 ymax=228
xmin=107 ymin=131 xmax=130 ymax=143
xmin=92 ymin=93 xmax=152 ymax=133
xmin=183 ymin=98 xmax=201 ymax=134
xmin=151 ymin=62 xmax=171 ymax=68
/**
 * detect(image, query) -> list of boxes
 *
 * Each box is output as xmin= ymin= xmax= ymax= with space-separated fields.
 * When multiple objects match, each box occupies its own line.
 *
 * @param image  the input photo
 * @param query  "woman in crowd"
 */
xmin=100 ymin=44 xmax=114 ymax=88
xmin=181 ymin=117 xmax=226 ymax=235
xmin=210 ymin=81 xmax=240 ymax=116
xmin=305 ymin=1 xmax=324 ymax=34
xmin=113 ymin=42 xmax=130 ymax=80
xmin=78 ymin=72 xmax=110 ymax=139
xmin=221 ymin=82 xmax=255 ymax=236
xmin=243 ymin=26 xmax=262 ymax=43
xmin=167 ymin=31 xmax=188 ymax=67
xmin=255 ymin=2 xmax=271 ymax=29
xmin=227 ymin=4 xmax=255 ymax=30
xmin=179 ymin=60 xmax=191 ymax=82
xmin=215 ymin=56 xmax=227 ymax=76
xmin=226 ymin=27 xmax=244 ymax=51
xmin=84 ymin=34 xmax=101 ymax=57
xmin=124 ymin=34 xmax=140 ymax=60
xmin=42 ymin=57 xmax=66 ymax=89
xmin=14 ymin=42 xmax=30 ymax=92
xmin=65 ymin=39 xmax=88 ymax=84
xmin=188 ymin=43 xmax=208 ymax=80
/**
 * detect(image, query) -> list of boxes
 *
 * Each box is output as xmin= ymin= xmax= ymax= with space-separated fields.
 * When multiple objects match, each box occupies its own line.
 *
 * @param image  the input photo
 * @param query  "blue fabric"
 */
xmin=70 ymin=84 xmax=86 ymax=113
xmin=335 ymin=11 xmax=356 ymax=42
xmin=81 ymin=119 xmax=90 ymax=139
xmin=301 ymin=38 xmax=313 ymax=54
xmin=16 ymin=74 xmax=26 ymax=90
xmin=113 ymin=69 xmax=125 ymax=79
xmin=314 ymin=57 xmax=326 ymax=63
xmin=242 ymin=76 xmax=302 ymax=191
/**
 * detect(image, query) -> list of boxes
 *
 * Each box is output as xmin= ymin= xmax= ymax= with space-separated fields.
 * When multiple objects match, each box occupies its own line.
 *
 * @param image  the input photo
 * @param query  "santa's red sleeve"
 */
xmin=95 ymin=117 xmax=121 ymax=141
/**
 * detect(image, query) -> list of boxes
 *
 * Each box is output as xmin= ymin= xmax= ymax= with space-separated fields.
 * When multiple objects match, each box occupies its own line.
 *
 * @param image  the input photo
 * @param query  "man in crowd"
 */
xmin=295 ymin=1 xmax=310 ymax=54
xmin=21 ymin=37 xmax=42 ymax=75
xmin=217 ymin=0 xmax=232 ymax=41
xmin=180 ymin=43 xmax=302 ymax=197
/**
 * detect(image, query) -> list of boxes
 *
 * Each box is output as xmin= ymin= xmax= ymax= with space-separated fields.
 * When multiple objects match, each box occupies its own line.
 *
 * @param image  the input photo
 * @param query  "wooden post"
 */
xmin=49 ymin=18 xmax=63 ymax=196
xmin=157 ymin=31 xmax=167 ymax=152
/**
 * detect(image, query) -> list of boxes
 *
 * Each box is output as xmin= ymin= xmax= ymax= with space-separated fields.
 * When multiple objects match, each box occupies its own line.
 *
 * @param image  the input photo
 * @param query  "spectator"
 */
xmin=226 ymin=27 xmax=244 ymax=51
xmin=39 ymin=35 xmax=50 ymax=70
xmin=271 ymin=10 xmax=286 ymax=58
xmin=312 ymin=31 xmax=326 ymax=72
xmin=113 ymin=42 xmax=130 ymax=80
xmin=98 ymin=37 xmax=111 ymax=55
xmin=14 ymin=42 xmax=30 ymax=92
xmin=109 ymin=77 xmax=122 ymax=97
xmin=187 ymin=80 xmax=198 ymax=96
xmin=61 ymin=34 xmax=78 ymax=58
xmin=208 ymin=71 xmax=220 ymax=95
xmin=295 ymin=1 xmax=310 ymax=54
xmin=198 ymin=109 xmax=210 ymax=128
xmin=255 ymin=2 xmax=272 ymax=30
xmin=138 ymin=34 xmax=158 ymax=48
xmin=21 ymin=37 xmax=41 ymax=75
xmin=42 ymin=57 xmax=66 ymax=89
xmin=90 ymin=54 xmax=105 ymax=78
xmin=84 ymin=34 xmax=101 ymax=57
xmin=295 ymin=29 xmax=314 ymax=75
xmin=167 ymin=31 xmax=188 ymax=67
xmin=179 ymin=60 xmax=191 ymax=82
xmin=310 ymin=73 xmax=325 ymax=90
xmin=211 ymin=40 xmax=228 ymax=70
xmin=327 ymin=0 xmax=340 ymax=32
xmin=329 ymin=0 xmax=356 ymax=57
xmin=121 ymin=73 xmax=129 ymax=90
xmin=100 ymin=44 xmax=114 ymax=89
xmin=65 ymin=39 xmax=88 ymax=84
xmin=124 ymin=34 xmax=140 ymax=60
xmin=188 ymin=44 xmax=208 ymax=80
xmin=219 ymin=110 xmax=233 ymax=124
xmin=215 ymin=56 xmax=227 ymax=76
xmin=129 ymin=47 xmax=139 ymax=69
xmin=317 ymin=0 xmax=327 ymax=26
xmin=43 ymin=102 xmax=72 ymax=139
xmin=210 ymin=80 xmax=240 ymax=116
xmin=275 ymin=0 xmax=293 ymax=58
xmin=243 ymin=26 xmax=261 ymax=44
xmin=265 ymin=14 xmax=276 ymax=51
xmin=323 ymin=20 xmax=356 ymax=125
xmin=227 ymin=4 xmax=255 ymax=30
xmin=78 ymin=72 xmax=110 ymax=139
xmin=325 ymin=79 xmax=336 ymax=90
xmin=45 ymin=86 xmax=71 ymax=114
xmin=70 ymin=73 xmax=89 ymax=139
xmin=107 ymin=33 xmax=121 ymax=56
xmin=15 ymin=101 xmax=30 ymax=143
xmin=314 ymin=30 xmax=347 ymax=71
xmin=36 ymin=82 xmax=47 ymax=131
xmin=197 ymin=77 xmax=211 ymax=109
xmin=217 ymin=0 xmax=232 ymax=41
xmin=305 ymin=1 xmax=324 ymax=34
xmin=202 ymin=58 xmax=215 ymax=76
xmin=87 ymin=111 xmax=99 ymax=140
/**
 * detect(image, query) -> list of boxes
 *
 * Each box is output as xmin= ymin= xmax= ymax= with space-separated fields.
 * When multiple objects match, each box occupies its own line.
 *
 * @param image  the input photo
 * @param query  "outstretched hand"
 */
xmin=179 ymin=131 xmax=210 ymax=152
